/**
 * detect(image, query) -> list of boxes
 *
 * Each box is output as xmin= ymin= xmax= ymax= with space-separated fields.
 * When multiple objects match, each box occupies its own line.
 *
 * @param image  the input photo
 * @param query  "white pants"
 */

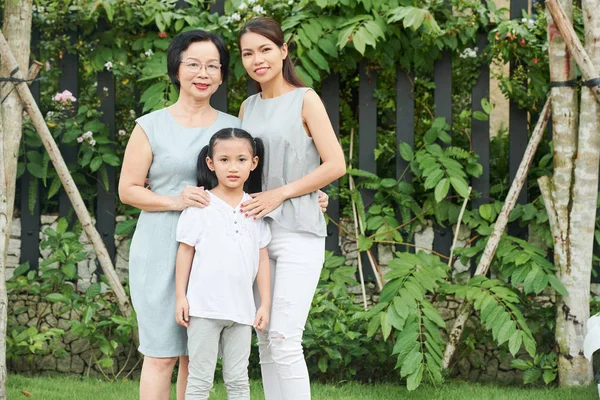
xmin=254 ymin=222 xmax=325 ymax=400
xmin=186 ymin=318 xmax=251 ymax=400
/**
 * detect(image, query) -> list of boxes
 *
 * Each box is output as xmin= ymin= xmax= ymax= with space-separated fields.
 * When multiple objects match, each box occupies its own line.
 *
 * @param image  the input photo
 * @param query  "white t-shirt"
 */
xmin=176 ymin=191 xmax=271 ymax=326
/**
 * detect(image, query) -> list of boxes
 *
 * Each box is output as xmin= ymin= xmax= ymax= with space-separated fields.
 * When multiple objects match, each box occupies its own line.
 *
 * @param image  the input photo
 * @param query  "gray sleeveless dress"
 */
xmin=241 ymin=88 xmax=326 ymax=237
xmin=129 ymin=108 xmax=241 ymax=357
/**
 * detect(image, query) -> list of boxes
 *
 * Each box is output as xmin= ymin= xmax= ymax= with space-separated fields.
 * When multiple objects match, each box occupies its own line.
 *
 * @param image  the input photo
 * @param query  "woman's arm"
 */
xmin=254 ymin=247 xmax=271 ymax=331
xmin=241 ymin=90 xmax=345 ymax=218
xmin=175 ymin=243 xmax=195 ymax=328
xmin=118 ymin=124 xmax=208 ymax=211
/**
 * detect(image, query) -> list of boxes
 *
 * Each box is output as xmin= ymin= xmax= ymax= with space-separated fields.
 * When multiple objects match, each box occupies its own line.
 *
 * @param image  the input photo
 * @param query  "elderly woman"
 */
xmin=119 ymin=29 xmax=329 ymax=399
xmin=119 ymin=30 xmax=240 ymax=400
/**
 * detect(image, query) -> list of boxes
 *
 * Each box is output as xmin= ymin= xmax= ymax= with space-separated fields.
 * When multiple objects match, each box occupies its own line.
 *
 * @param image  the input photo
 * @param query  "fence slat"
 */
xmin=433 ymin=50 xmax=453 ymax=256
xmin=209 ymin=0 xmax=227 ymax=112
xmin=471 ymin=32 xmax=490 ymax=210
xmin=96 ymin=20 xmax=116 ymax=264
xmin=359 ymin=60 xmax=377 ymax=278
xmin=58 ymin=30 xmax=79 ymax=219
xmin=508 ymin=0 xmax=529 ymax=238
xmin=396 ymin=67 xmax=414 ymax=252
xmin=321 ymin=73 xmax=341 ymax=253
xmin=19 ymin=26 xmax=41 ymax=270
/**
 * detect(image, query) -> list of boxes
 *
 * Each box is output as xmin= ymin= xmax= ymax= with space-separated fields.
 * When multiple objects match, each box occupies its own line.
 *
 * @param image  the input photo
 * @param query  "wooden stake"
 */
xmin=442 ymin=98 xmax=552 ymax=369
xmin=0 ymin=31 xmax=132 ymax=318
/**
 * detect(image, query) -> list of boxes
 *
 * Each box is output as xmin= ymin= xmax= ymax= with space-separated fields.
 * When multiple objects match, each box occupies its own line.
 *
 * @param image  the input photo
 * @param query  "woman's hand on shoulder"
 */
xmin=172 ymin=185 xmax=210 ymax=211
xmin=240 ymin=188 xmax=286 ymax=219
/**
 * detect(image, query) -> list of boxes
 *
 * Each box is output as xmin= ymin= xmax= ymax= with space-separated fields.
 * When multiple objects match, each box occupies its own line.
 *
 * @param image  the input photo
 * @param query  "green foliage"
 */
xmin=304 ymin=252 xmax=395 ymax=382
xmin=7 ymin=219 xmax=137 ymax=378
xmin=511 ymin=352 xmax=557 ymax=385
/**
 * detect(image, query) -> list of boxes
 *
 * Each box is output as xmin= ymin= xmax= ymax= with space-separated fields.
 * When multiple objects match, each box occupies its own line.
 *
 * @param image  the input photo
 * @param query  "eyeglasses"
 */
xmin=180 ymin=60 xmax=222 ymax=75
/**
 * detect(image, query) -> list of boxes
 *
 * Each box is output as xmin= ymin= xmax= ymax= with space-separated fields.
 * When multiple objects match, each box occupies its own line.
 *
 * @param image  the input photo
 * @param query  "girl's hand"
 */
xmin=173 ymin=185 xmax=210 ymax=211
xmin=254 ymin=306 xmax=270 ymax=331
xmin=240 ymin=188 xmax=286 ymax=219
xmin=175 ymin=296 xmax=190 ymax=328
xmin=318 ymin=190 xmax=329 ymax=213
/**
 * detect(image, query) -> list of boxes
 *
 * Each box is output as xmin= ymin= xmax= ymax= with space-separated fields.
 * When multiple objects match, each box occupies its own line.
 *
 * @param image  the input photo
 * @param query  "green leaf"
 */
xmin=479 ymin=204 xmax=496 ymax=222
xmin=547 ymin=274 xmax=568 ymax=296
xmin=406 ymin=364 xmax=424 ymax=391
xmin=450 ymin=177 xmax=470 ymax=199
xmin=358 ymin=235 xmax=373 ymax=251
xmin=542 ymin=369 xmax=556 ymax=384
xmin=497 ymin=320 xmax=515 ymax=345
xmin=115 ymin=218 xmax=137 ymax=236
xmin=352 ymin=29 xmax=367 ymax=55
xmin=85 ymin=283 xmax=101 ymax=300
xmin=400 ymin=349 xmax=422 ymax=377
xmin=45 ymin=293 xmax=70 ymax=303
xmin=318 ymin=356 xmax=328 ymax=373
xmin=101 ymin=153 xmax=121 ymax=167
xmin=26 ymin=163 xmax=44 ymax=179
xmin=523 ymin=368 xmax=542 ymax=384
xmin=90 ymin=157 xmax=103 ymax=172
xmin=481 ymin=98 xmax=492 ymax=114
xmin=381 ymin=178 xmax=397 ymax=188
xmin=96 ymin=357 xmax=114 ymax=369
xmin=473 ymin=111 xmax=488 ymax=121
xmin=83 ymin=306 xmax=95 ymax=325
xmin=61 ymin=263 xmax=77 ymax=280
xmin=399 ymin=142 xmax=413 ymax=161
xmin=434 ymin=178 xmax=450 ymax=203
xmin=508 ymin=330 xmax=523 ymax=356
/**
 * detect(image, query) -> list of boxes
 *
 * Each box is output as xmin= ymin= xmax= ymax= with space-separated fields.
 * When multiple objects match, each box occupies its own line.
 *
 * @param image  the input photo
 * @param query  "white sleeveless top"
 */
xmin=241 ymin=88 xmax=326 ymax=237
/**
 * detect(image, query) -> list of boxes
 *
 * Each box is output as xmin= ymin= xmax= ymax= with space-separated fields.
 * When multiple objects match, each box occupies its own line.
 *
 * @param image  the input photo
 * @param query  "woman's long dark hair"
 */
xmin=238 ymin=17 xmax=305 ymax=91
xmin=196 ymin=128 xmax=264 ymax=193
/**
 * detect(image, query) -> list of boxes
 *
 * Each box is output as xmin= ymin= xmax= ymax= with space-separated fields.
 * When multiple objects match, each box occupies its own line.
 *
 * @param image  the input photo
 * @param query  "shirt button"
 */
xmin=236 ymin=230 xmax=239 ymax=233
xmin=234 ymin=221 xmax=237 ymax=224
xmin=233 ymin=210 xmax=236 ymax=213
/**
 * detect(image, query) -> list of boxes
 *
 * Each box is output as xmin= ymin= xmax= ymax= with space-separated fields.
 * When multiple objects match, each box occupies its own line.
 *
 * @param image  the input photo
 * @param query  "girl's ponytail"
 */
xmin=196 ymin=145 xmax=218 ymax=190
xmin=245 ymin=137 xmax=264 ymax=194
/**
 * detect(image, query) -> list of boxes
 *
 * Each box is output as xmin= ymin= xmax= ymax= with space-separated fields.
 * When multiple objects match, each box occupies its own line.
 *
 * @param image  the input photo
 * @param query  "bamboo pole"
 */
xmin=546 ymin=0 xmax=600 ymax=105
xmin=0 ymin=31 xmax=132 ymax=318
xmin=442 ymin=98 xmax=552 ymax=369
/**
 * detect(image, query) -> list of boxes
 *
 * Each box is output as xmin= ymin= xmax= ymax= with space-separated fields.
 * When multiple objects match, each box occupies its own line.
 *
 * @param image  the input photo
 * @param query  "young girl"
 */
xmin=174 ymin=128 xmax=271 ymax=400
xmin=237 ymin=17 xmax=346 ymax=400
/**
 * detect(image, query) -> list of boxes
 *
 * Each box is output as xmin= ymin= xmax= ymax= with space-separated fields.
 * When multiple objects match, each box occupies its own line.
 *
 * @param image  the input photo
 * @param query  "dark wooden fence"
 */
xmin=17 ymin=0 xmax=551 ymax=280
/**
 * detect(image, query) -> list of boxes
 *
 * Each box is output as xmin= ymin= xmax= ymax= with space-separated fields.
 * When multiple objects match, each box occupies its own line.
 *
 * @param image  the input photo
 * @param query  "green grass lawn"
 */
xmin=7 ymin=374 xmax=597 ymax=400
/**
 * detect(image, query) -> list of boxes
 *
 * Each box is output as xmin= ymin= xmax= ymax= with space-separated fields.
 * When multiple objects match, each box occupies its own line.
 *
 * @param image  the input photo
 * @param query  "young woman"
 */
xmin=175 ymin=128 xmax=271 ymax=399
xmin=119 ymin=30 xmax=240 ymax=400
xmin=237 ymin=17 xmax=346 ymax=400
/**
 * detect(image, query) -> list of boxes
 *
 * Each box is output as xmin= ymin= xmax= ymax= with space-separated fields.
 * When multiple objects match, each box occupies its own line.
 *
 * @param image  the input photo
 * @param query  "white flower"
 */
xmin=93 ymin=82 xmax=98 ymax=87
xmin=89 ymin=139 xmax=96 ymax=146
xmin=103 ymin=87 xmax=109 ymax=92
xmin=231 ymin=13 xmax=241 ymax=22
xmin=77 ymin=137 xmax=84 ymax=143
xmin=521 ymin=17 xmax=527 ymax=23
xmin=252 ymin=5 xmax=265 ymax=14
xmin=46 ymin=111 xmax=54 ymax=117
xmin=459 ymin=47 xmax=477 ymax=59
xmin=248 ymin=0 xmax=257 ymax=4
xmin=104 ymin=61 xmax=113 ymax=71
xmin=239 ymin=2 xmax=248 ymax=10
xmin=144 ymin=49 xmax=154 ymax=57
xmin=288 ymin=0 xmax=293 ymax=4
xmin=118 ymin=129 xmax=127 ymax=136
xmin=129 ymin=109 xmax=136 ymax=118
xmin=83 ymin=131 xmax=93 ymax=139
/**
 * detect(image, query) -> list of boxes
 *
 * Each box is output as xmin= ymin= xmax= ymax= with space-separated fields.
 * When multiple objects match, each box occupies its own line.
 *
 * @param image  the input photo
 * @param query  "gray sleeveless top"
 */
xmin=241 ymin=88 xmax=326 ymax=237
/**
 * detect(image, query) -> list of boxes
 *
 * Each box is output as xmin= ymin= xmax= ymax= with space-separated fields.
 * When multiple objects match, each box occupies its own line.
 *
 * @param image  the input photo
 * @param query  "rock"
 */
xmin=447 ymin=300 xmax=460 ymax=309
xmin=63 ymin=331 xmax=78 ymax=344
xmin=37 ymin=303 xmax=52 ymax=318
xmin=71 ymin=338 xmax=90 ymax=355
xmin=27 ymin=317 xmax=39 ymax=327
xmin=11 ymin=300 xmax=25 ymax=312
xmin=57 ymin=355 xmax=71 ymax=373
xmin=468 ymin=369 xmax=480 ymax=381
xmin=58 ymin=319 xmax=71 ymax=331
xmin=71 ymin=355 xmax=85 ymax=374
xmin=499 ymin=354 xmax=512 ymax=371
xmin=10 ymin=218 xmax=21 ymax=237
xmin=485 ymin=358 xmax=499 ymax=376
xmin=45 ymin=314 xmax=58 ymax=328
xmin=414 ymin=224 xmax=434 ymax=253
xmin=17 ymin=313 xmax=29 ymax=325
xmin=497 ymin=370 xmax=516 ymax=384
xmin=38 ymin=354 xmax=56 ymax=370
xmin=27 ymin=307 xmax=36 ymax=318
xmin=40 ymin=215 xmax=58 ymax=225
xmin=438 ymin=307 xmax=455 ymax=321
xmin=457 ymin=356 xmax=471 ymax=376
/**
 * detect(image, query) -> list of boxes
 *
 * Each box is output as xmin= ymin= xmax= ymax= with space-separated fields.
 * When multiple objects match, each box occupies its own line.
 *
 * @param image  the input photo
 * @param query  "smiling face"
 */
xmin=177 ymin=40 xmax=222 ymax=102
xmin=240 ymin=32 xmax=288 ymax=84
xmin=206 ymin=138 xmax=258 ymax=191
